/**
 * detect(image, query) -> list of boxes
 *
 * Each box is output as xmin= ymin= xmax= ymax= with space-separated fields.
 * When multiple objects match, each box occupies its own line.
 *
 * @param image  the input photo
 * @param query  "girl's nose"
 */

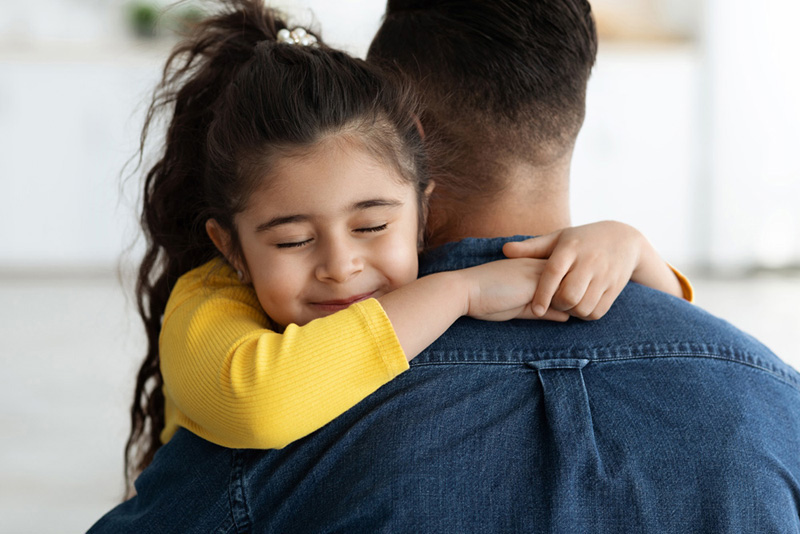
xmin=315 ymin=239 xmax=364 ymax=283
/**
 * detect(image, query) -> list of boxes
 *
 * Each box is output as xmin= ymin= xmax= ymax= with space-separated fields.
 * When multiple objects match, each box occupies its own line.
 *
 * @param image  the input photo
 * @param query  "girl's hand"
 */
xmin=379 ymin=258 xmax=569 ymax=360
xmin=459 ymin=258 xmax=570 ymax=322
xmin=502 ymin=221 xmax=683 ymax=320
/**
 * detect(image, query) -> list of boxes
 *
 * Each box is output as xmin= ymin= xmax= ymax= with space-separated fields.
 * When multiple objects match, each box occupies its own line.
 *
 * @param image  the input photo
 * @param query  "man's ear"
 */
xmin=424 ymin=180 xmax=435 ymax=200
xmin=206 ymin=219 xmax=248 ymax=282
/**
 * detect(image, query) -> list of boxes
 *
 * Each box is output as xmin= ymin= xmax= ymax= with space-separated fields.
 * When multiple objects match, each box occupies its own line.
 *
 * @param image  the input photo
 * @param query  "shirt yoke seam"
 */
xmin=412 ymin=353 xmax=800 ymax=393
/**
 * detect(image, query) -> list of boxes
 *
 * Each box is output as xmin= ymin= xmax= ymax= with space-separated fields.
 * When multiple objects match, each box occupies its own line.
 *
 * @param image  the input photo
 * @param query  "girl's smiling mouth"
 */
xmin=310 ymin=291 xmax=377 ymax=312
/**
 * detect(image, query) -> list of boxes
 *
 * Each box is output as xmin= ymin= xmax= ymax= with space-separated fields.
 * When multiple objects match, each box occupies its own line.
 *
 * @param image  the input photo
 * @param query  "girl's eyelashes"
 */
xmin=355 ymin=223 xmax=388 ymax=233
xmin=276 ymin=238 xmax=313 ymax=249
xmin=274 ymin=224 xmax=387 ymax=248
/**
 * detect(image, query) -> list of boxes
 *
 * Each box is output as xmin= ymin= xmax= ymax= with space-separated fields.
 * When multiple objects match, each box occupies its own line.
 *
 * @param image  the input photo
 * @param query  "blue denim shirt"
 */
xmin=90 ymin=237 xmax=800 ymax=534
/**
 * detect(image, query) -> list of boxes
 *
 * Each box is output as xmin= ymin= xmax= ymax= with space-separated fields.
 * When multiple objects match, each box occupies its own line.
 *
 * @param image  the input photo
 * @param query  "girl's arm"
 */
xmin=160 ymin=257 xmax=554 ymax=450
xmin=502 ymin=220 xmax=693 ymax=320
xmin=377 ymin=257 xmax=568 ymax=358
xmin=161 ymin=261 xmax=406 ymax=450
xmin=163 ymin=221 xmax=679 ymax=451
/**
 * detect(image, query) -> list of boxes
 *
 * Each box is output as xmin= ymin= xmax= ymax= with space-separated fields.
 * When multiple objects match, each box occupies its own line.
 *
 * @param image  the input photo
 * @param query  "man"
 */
xmin=91 ymin=1 xmax=800 ymax=532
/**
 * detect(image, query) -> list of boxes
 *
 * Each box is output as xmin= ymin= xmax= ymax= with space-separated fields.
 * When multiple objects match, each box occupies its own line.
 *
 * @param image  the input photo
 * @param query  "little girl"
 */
xmin=124 ymin=0 xmax=691 ymax=488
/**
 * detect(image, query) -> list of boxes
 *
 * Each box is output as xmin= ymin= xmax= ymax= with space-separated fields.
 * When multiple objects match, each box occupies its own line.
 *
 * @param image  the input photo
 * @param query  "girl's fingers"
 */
xmin=502 ymin=233 xmax=560 ymax=259
xmin=531 ymin=251 xmax=574 ymax=316
xmin=567 ymin=279 xmax=605 ymax=319
xmin=514 ymin=305 xmax=569 ymax=322
xmin=593 ymin=279 xmax=627 ymax=317
xmin=570 ymin=277 xmax=625 ymax=320
xmin=550 ymin=267 xmax=593 ymax=312
xmin=585 ymin=290 xmax=616 ymax=320
xmin=537 ymin=308 xmax=570 ymax=322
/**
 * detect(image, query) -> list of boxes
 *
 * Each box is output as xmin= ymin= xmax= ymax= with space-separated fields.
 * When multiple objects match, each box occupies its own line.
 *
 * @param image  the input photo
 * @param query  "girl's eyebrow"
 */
xmin=350 ymin=198 xmax=403 ymax=211
xmin=255 ymin=215 xmax=309 ymax=233
xmin=255 ymin=198 xmax=403 ymax=233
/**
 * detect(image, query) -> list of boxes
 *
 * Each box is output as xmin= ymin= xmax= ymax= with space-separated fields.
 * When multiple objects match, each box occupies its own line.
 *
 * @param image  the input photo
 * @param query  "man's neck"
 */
xmin=427 ymin=156 xmax=572 ymax=246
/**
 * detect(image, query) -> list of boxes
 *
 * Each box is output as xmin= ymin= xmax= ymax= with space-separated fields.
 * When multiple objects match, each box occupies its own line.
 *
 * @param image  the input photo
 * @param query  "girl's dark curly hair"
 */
xmin=124 ymin=0 xmax=430 ymax=495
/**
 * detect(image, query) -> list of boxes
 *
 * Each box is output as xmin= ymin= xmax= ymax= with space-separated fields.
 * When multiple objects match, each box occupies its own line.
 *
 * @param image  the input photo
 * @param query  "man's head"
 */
xmin=368 ymin=0 xmax=597 ymax=240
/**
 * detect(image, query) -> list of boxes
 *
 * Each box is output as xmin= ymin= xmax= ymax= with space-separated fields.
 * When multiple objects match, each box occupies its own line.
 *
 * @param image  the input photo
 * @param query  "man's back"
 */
xmin=92 ymin=237 xmax=800 ymax=533
xmin=247 ymin=238 xmax=800 ymax=532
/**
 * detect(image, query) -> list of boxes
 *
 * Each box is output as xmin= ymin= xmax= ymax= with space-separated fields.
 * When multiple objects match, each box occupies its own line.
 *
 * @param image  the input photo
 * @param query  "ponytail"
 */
xmin=125 ymin=0 xmax=301 ymax=492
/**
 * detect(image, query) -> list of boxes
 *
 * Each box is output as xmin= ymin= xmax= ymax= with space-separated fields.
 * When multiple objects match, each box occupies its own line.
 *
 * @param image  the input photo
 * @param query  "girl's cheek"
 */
xmin=382 ymin=233 xmax=420 ymax=281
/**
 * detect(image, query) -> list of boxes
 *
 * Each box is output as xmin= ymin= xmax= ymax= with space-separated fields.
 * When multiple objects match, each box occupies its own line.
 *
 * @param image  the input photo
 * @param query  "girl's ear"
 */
xmin=205 ymin=218 xmax=233 ymax=258
xmin=412 ymin=113 xmax=425 ymax=140
xmin=417 ymin=181 xmax=436 ymax=252
xmin=206 ymin=219 xmax=249 ymax=282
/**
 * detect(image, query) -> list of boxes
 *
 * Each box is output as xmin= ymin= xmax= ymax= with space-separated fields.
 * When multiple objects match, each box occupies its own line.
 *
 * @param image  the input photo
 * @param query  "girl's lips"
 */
xmin=311 ymin=292 xmax=376 ymax=310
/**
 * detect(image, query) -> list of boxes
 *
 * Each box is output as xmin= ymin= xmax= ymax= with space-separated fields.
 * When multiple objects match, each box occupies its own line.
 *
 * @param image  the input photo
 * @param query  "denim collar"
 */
xmin=419 ymin=236 xmax=534 ymax=276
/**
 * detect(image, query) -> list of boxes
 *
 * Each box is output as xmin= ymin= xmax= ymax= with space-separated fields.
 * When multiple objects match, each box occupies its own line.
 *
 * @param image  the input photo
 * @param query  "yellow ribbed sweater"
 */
xmin=159 ymin=259 xmax=409 ymax=449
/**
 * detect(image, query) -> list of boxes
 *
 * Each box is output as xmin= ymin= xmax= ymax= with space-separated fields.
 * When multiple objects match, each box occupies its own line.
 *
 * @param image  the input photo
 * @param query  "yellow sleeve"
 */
xmin=159 ymin=260 xmax=409 ymax=449
xmin=668 ymin=263 xmax=695 ymax=303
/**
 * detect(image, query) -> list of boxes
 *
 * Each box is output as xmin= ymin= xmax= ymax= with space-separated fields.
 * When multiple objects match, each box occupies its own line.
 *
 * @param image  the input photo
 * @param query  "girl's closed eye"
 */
xmin=355 ymin=223 xmax=388 ymax=234
xmin=276 ymin=237 xmax=313 ymax=249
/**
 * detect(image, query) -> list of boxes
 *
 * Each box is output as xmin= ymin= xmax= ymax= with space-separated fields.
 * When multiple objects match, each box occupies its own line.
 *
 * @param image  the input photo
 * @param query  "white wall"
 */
xmin=702 ymin=0 xmax=800 ymax=270
xmin=0 ymin=49 xmax=160 ymax=270
xmin=0 ymin=0 xmax=798 ymax=272
xmin=572 ymin=44 xmax=700 ymax=267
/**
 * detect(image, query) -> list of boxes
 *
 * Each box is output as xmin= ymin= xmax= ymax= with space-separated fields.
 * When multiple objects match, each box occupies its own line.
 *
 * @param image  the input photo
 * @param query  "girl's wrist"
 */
xmin=630 ymin=229 xmax=650 ymax=282
xmin=434 ymin=270 xmax=473 ymax=318
xmin=631 ymin=236 xmax=684 ymax=298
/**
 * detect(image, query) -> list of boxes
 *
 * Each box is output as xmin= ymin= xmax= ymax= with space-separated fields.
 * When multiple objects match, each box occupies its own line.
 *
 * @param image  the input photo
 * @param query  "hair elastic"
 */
xmin=277 ymin=27 xmax=318 ymax=47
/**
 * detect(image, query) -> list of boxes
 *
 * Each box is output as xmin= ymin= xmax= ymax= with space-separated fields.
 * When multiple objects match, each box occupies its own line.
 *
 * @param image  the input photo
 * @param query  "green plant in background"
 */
xmin=128 ymin=1 xmax=161 ymax=38
xmin=126 ymin=1 xmax=205 ymax=39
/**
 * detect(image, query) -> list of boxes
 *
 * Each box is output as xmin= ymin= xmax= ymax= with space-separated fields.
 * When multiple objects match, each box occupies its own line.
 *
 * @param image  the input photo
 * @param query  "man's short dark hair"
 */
xmin=368 ymin=0 xmax=597 ymax=190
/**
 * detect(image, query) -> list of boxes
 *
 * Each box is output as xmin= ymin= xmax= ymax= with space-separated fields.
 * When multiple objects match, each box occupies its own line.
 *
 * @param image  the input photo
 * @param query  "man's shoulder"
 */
xmin=418 ymin=282 xmax=800 ymax=389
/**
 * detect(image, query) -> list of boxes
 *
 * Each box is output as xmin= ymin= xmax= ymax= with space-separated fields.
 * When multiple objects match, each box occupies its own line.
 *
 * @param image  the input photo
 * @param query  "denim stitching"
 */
xmin=413 ymin=352 xmax=800 ymax=392
xmin=228 ymin=450 xmax=252 ymax=533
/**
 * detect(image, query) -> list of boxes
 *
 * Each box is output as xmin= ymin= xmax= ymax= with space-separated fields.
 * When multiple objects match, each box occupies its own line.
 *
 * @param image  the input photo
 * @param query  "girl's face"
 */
xmin=232 ymin=137 xmax=422 ymax=327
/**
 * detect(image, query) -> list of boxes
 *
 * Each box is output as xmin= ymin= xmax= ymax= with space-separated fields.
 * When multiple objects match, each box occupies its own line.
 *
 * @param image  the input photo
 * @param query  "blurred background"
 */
xmin=1 ymin=0 xmax=798 ymax=531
